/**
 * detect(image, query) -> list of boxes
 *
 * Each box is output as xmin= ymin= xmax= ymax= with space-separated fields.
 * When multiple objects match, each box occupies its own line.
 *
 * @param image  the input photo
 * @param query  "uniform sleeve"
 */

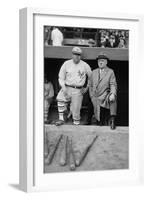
xmin=58 ymin=62 xmax=66 ymax=87
xmin=85 ymin=63 xmax=92 ymax=78
xmin=110 ymin=70 xmax=117 ymax=96
xmin=85 ymin=63 xmax=92 ymax=88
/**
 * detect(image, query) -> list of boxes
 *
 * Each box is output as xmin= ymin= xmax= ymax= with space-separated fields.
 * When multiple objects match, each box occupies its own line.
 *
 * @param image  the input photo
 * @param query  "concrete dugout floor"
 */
xmin=44 ymin=125 xmax=129 ymax=173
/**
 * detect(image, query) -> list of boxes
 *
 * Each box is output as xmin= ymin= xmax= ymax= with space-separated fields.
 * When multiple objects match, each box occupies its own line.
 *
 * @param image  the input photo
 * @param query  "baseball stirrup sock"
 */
xmin=57 ymin=101 xmax=66 ymax=121
xmin=73 ymin=119 xmax=80 ymax=125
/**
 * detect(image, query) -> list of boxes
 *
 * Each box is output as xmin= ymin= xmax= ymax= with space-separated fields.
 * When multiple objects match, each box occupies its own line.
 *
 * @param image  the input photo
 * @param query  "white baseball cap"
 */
xmin=72 ymin=46 xmax=82 ymax=55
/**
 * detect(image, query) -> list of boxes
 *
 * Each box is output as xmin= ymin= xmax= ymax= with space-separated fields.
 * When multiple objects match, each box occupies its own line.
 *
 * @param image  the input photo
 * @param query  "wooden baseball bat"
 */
xmin=59 ymin=135 xmax=68 ymax=166
xmin=44 ymin=137 xmax=49 ymax=158
xmin=68 ymin=138 xmax=76 ymax=171
xmin=75 ymin=135 xmax=98 ymax=166
xmin=45 ymin=134 xmax=62 ymax=165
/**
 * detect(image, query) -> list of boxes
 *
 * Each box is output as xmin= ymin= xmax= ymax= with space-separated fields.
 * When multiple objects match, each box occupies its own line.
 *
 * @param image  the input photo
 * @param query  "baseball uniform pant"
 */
xmin=44 ymin=98 xmax=53 ymax=122
xmin=56 ymin=87 xmax=83 ymax=124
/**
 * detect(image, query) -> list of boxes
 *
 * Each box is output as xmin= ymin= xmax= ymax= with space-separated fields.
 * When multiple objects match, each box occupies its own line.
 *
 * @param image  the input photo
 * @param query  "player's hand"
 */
xmin=62 ymin=86 xmax=68 ymax=97
xmin=81 ymin=87 xmax=88 ymax=95
xmin=109 ymin=93 xmax=115 ymax=102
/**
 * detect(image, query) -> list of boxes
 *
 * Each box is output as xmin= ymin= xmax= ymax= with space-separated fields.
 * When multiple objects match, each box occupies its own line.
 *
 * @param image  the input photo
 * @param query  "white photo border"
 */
xmin=19 ymin=8 xmax=144 ymax=192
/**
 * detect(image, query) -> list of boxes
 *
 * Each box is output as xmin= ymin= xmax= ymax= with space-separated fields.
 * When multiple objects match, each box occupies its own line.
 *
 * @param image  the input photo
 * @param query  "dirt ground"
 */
xmin=44 ymin=125 xmax=129 ymax=173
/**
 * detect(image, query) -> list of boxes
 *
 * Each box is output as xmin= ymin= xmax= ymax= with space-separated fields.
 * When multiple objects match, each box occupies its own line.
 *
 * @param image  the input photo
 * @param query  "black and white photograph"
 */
xmin=43 ymin=26 xmax=129 ymax=173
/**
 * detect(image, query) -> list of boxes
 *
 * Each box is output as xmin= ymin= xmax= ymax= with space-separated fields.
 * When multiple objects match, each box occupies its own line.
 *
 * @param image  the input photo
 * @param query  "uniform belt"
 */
xmin=65 ymin=84 xmax=83 ymax=89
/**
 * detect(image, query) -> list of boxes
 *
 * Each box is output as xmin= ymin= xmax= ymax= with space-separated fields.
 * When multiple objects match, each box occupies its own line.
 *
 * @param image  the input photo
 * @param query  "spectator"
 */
xmin=99 ymin=36 xmax=107 ymax=48
xmin=44 ymin=77 xmax=54 ymax=123
xmin=88 ymin=38 xmax=96 ymax=47
xmin=118 ymin=38 xmax=126 ymax=48
xmin=44 ymin=26 xmax=51 ymax=46
xmin=125 ymin=31 xmax=129 ymax=48
xmin=51 ymin=27 xmax=64 ymax=46
xmin=105 ymin=31 xmax=110 ymax=40
xmin=74 ymin=28 xmax=81 ymax=38
xmin=114 ymin=30 xmax=119 ymax=46
xmin=106 ymin=35 xmax=117 ymax=48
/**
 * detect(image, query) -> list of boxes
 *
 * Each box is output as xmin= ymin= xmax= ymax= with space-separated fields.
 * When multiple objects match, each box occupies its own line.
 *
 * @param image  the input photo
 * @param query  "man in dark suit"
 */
xmin=106 ymin=35 xmax=117 ymax=48
xmin=89 ymin=53 xmax=117 ymax=129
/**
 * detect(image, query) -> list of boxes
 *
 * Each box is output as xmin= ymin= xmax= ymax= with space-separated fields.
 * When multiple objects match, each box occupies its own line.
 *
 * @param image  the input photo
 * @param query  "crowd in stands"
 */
xmin=97 ymin=29 xmax=129 ymax=48
xmin=44 ymin=26 xmax=129 ymax=48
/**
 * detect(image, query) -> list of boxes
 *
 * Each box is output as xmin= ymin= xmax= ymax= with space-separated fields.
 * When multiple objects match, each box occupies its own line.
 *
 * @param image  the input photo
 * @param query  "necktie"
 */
xmin=100 ymin=69 xmax=104 ymax=79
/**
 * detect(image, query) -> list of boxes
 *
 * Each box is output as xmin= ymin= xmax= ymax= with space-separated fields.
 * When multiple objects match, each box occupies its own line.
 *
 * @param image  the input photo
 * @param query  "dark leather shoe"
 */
xmin=55 ymin=120 xmax=64 ymax=126
xmin=110 ymin=118 xmax=116 ymax=130
xmin=96 ymin=120 xmax=103 ymax=126
xmin=85 ymin=122 xmax=91 ymax=125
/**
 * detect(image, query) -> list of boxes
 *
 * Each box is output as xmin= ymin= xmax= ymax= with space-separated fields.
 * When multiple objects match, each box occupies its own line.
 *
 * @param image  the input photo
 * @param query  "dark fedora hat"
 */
xmin=96 ymin=52 xmax=110 ymax=61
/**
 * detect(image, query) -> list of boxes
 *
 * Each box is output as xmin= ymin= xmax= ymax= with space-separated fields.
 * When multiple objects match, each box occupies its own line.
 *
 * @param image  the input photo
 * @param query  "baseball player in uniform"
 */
xmin=44 ymin=77 xmax=54 ymax=123
xmin=56 ymin=47 xmax=92 ymax=125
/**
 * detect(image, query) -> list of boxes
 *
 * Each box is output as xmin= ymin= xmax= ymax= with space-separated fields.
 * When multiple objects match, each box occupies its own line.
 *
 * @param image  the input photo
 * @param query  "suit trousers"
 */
xmin=88 ymin=97 xmax=117 ymax=123
xmin=109 ymin=100 xmax=117 ymax=116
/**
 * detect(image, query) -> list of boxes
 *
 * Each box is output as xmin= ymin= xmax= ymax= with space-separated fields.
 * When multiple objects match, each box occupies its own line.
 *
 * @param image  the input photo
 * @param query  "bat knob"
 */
xmin=60 ymin=159 xmax=66 ymax=166
xmin=44 ymin=158 xmax=49 ymax=165
xmin=44 ymin=153 xmax=48 ymax=158
xmin=75 ymin=160 xmax=80 ymax=166
xmin=70 ymin=164 xmax=76 ymax=171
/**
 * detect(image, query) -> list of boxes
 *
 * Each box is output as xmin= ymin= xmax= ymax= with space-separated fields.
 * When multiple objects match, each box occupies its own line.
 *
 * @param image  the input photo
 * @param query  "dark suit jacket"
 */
xmin=106 ymin=41 xmax=117 ymax=48
xmin=89 ymin=66 xmax=117 ymax=109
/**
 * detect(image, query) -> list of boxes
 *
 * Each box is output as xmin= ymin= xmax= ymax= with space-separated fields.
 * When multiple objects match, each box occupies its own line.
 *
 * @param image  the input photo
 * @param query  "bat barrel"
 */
xmin=68 ymin=138 xmax=76 ymax=171
xmin=45 ymin=134 xmax=62 ymax=165
xmin=59 ymin=135 xmax=68 ymax=166
xmin=75 ymin=135 xmax=98 ymax=166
